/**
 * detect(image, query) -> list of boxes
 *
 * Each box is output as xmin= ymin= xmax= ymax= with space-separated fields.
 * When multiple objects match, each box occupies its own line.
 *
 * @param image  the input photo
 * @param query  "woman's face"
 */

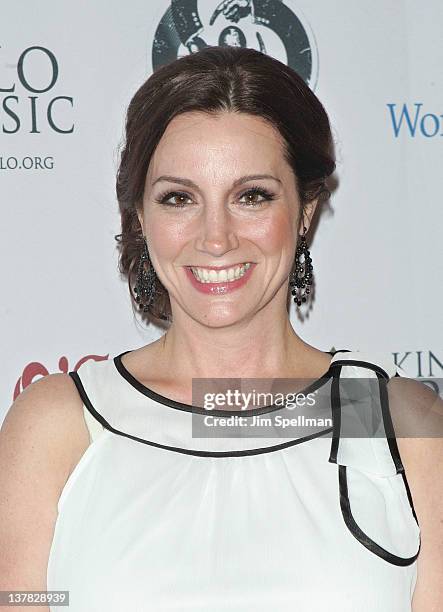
xmin=139 ymin=111 xmax=317 ymax=327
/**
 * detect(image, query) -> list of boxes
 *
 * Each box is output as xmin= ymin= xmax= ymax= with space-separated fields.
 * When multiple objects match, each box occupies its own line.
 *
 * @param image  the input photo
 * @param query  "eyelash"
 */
xmin=154 ymin=185 xmax=277 ymax=208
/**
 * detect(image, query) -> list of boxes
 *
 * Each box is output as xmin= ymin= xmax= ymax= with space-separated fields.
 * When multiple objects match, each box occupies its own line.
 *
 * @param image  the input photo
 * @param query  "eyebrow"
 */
xmin=151 ymin=174 xmax=282 ymax=189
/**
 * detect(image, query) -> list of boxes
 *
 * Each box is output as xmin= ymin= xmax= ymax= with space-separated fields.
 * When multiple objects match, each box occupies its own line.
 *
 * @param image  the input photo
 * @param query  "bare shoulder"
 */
xmin=0 ymin=373 xmax=90 ymax=593
xmin=387 ymin=376 xmax=443 ymax=610
xmin=387 ymin=374 xmax=443 ymax=438
xmin=386 ymin=374 xmax=443 ymax=493
xmin=1 ymin=372 xmax=91 ymax=477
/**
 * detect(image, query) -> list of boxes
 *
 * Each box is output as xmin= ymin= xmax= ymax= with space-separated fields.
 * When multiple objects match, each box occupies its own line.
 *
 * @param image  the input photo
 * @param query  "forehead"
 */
xmin=146 ymin=111 xmax=289 ymax=182
xmin=160 ymin=111 xmax=283 ymax=141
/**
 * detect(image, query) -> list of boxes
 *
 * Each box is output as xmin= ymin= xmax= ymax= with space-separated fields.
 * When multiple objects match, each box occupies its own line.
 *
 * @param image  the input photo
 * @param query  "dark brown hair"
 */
xmin=114 ymin=46 xmax=335 ymax=323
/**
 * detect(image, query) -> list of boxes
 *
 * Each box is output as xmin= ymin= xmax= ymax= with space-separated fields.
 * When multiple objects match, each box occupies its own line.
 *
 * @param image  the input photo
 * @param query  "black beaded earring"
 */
xmin=134 ymin=236 xmax=157 ymax=313
xmin=289 ymin=225 xmax=313 ymax=307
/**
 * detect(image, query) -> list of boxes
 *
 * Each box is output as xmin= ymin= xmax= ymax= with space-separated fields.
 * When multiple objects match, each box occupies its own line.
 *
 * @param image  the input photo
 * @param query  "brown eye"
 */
xmin=155 ymin=191 xmax=193 ymax=207
xmin=239 ymin=187 xmax=276 ymax=206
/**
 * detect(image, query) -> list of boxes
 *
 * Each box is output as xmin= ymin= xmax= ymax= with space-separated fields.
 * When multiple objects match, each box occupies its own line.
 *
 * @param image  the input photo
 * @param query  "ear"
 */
xmin=299 ymin=197 xmax=319 ymax=234
xmin=136 ymin=207 xmax=144 ymax=230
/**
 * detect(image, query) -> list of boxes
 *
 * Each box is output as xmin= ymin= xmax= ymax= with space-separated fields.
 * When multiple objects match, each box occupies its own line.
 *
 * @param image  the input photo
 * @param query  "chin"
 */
xmin=193 ymin=307 xmax=249 ymax=328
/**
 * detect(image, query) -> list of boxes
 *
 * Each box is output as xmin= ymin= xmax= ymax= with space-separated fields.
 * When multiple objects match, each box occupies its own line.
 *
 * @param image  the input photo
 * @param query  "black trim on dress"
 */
xmin=68 ymin=370 xmax=333 ymax=458
xmin=376 ymin=372 xmax=405 ymax=474
xmin=112 ymin=349 xmax=350 ymax=418
xmin=400 ymin=470 xmax=420 ymax=524
xmin=328 ymin=366 xmax=342 ymax=465
xmin=338 ymin=465 xmax=421 ymax=566
xmin=329 ymin=358 xmax=390 ymax=380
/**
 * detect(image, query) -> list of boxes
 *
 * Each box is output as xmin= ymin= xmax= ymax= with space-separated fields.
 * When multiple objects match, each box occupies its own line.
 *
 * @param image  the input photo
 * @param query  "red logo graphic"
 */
xmin=13 ymin=354 xmax=109 ymax=401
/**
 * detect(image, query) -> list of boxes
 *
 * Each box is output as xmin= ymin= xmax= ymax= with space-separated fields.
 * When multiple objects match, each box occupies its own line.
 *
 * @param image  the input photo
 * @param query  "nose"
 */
xmin=194 ymin=206 xmax=240 ymax=258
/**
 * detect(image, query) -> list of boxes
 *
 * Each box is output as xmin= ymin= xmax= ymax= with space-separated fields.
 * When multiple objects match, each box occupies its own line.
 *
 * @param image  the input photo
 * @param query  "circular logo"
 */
xmin=151 ymin=0 xmax=319 ymax=90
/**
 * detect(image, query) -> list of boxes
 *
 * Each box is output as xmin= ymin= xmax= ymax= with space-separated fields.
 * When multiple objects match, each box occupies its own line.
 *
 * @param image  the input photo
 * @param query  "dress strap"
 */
xmin=327 ymin=351 xmax=405 ymax=476
xmin=325 ymin=351 xmax=420 ymax=567
xmin=69 ymin=359 xmax=106 ymax=443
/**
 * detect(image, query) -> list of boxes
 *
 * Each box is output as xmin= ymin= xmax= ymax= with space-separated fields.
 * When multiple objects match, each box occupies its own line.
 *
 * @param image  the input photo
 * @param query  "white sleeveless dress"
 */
xmin=46 ymin=349 xmax=421 ymax=611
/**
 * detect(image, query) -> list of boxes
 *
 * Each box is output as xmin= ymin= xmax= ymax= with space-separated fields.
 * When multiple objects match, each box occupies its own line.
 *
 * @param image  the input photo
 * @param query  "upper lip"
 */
xmin=186 ymin=262 xmax=253 ymax=271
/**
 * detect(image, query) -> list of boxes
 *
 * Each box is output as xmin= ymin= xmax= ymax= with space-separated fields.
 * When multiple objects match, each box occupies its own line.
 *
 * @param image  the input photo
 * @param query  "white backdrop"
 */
xmin=1 ymin=0 xmax=442 ymax=418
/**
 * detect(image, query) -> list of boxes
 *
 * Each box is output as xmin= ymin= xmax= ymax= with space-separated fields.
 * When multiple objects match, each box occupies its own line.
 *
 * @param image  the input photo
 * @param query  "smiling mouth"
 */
xmin=185 ymin=262 xmax=253 ymax=271
xmin=187 ymin=262 xmax=254 ymax=284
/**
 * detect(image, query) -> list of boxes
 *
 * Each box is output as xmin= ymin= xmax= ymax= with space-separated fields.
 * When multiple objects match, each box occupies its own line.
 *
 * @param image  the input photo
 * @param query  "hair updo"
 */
xmin=114 ymin=46 xmax=335 ymax=323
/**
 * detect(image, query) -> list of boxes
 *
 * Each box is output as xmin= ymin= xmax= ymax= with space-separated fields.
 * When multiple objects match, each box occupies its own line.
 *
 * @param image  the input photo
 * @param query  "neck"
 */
xmin=158 ymin=305 xmax=325 ymax=381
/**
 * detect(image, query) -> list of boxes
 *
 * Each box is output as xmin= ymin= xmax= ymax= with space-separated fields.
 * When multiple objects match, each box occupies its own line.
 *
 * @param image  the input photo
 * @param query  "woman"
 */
xmin=0 ymin=46 xmax=441 ymax=611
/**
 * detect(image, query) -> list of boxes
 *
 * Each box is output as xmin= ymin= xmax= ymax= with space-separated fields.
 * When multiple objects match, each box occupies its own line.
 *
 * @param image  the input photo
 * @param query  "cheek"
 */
xmin=146 ymin=216 xmax=187 ymax=261
xmin=248 ymin=212 xmax=296 ymax=255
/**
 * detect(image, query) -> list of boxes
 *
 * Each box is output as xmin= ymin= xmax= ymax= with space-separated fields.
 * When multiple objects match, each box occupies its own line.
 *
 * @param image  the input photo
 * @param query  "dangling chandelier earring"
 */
xmin=289 ymin=225 xmax=313 ymax=307
xmin=134 ymin=236 xmax=157 ymax=313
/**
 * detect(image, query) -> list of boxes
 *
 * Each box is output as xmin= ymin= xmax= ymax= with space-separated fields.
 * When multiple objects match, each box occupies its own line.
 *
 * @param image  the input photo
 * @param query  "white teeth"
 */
xmin=191 ymin=262 xmax=251 ymax=283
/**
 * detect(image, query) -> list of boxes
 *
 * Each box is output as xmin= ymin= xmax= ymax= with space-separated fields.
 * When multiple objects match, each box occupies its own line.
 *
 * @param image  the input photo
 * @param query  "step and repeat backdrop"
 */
xmin=1 ymin=0 xmax=442 ymax=417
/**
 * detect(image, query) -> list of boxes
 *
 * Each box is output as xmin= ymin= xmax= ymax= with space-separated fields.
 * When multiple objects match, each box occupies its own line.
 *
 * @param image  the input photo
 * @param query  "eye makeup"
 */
xmin=153 ymin=185 xmax=278 ymax=208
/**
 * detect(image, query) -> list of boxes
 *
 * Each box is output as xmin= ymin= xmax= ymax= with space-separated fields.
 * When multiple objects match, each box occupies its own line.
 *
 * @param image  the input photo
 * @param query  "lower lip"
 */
xmin=184 ymin=264 xmax=256 ymax=294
